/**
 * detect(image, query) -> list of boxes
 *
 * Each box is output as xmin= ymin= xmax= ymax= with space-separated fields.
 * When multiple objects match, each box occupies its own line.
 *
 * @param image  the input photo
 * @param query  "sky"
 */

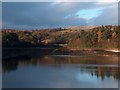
xmin=2 ymin=0 xmax=119 ymax=30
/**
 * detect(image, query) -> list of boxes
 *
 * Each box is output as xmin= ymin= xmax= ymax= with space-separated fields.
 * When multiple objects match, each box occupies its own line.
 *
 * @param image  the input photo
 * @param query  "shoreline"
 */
xmin=2 ymin=47 xmax=120 ymax=52
xmin=105 ymin=49 xmax=120 ymax=52
xmin=2 ymin=47 xmax=119 ymax=60
xmin=62 ymin=47 xmax=120 ymax=53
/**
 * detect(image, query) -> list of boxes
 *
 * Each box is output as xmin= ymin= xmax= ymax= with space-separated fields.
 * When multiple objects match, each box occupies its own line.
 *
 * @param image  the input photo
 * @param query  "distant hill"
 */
xmin=2 ymin=25 xmax=120 ymax=49
xmin=64 ymin=26 xmax=96 ymax=30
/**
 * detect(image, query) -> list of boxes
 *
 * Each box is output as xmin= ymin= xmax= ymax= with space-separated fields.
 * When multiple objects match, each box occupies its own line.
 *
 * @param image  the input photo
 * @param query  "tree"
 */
xmin=3 ymin=32 xmax=19 ymax=47
xmin=102 ymin=29 xmax=112 ymax=40
xmin=97 ymin=30 xmax=102 ymax=43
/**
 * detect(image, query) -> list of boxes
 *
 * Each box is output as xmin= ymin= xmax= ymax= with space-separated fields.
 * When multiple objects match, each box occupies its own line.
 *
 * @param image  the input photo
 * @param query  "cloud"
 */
xmin=2 ymin=2 xmax=92 ymax=29
xmin=2 ymin=2 xmax=118 ymax=30
xmin=2 ymin=0 xmax=119 ymax=2
xmin=89 ymin=4 xmax=118 ymax=25
xmin=0 ymin=2 xmax=1 ymax=29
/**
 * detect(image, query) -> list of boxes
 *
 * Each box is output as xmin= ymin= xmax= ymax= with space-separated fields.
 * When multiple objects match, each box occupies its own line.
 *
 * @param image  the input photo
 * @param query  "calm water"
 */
xmin=2 ymin=55 xmax=119 ymax=88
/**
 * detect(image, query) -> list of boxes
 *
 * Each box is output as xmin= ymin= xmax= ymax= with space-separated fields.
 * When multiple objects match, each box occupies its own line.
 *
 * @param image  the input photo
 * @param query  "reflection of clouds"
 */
xmin=2 ymin=55 xmax=119 ymax=88
xmin=76 ymin=73 xmax=98 ymax=83
xmin=0 ymin=64 xmax=2 ymax=73
xmin=3 ymin=64 xmax=118 ymax=88
xmin=0 ymin=73 xmax=2 ymax=89
xmin=99 ymin=77 xmax=118 ymax=88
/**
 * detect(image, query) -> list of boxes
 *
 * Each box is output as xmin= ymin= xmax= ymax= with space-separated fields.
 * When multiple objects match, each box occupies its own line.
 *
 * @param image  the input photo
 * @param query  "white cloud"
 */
xmin=89 ymin=4 xmax=118 ymax=25
xmin=2 ymin=0 xmax=119 ymax=2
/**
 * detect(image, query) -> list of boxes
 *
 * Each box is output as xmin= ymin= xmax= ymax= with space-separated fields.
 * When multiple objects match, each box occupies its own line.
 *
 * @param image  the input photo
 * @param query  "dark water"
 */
xmin=2 ymin=55 xmax=119 ymax=88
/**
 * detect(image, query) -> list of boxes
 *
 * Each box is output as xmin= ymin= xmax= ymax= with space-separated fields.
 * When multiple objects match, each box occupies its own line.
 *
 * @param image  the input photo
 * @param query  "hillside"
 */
xmin=2 ymin=25 xmax=120 ymax=49
xmin=64 ymin=26 xmax=96 ymax=30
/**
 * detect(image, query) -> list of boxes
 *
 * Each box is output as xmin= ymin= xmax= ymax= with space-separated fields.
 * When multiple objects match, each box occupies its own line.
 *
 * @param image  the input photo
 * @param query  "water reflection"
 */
xmin=2 ymin=55 xmax=119 ymax=88
xmin=80 ymin=66 xmax=119 ymax=80
xmin=3 ymin=55 xmax=119 ymax=78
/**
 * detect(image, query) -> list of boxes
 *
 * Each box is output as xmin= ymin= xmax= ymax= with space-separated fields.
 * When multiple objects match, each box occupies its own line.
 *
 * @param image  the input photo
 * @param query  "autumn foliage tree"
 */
xmin=2 ymin=25 xmax=120 ymax=49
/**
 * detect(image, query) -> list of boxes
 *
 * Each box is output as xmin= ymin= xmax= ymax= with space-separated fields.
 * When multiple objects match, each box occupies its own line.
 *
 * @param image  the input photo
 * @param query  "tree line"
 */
xmin=69 ymin=25 xmax=120 ymax=49
xmin=2 ymin=25 xmax=120 ymax=49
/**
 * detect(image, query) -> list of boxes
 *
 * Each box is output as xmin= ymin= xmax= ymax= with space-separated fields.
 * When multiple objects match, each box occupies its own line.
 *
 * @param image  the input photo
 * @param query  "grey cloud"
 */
xmin=0 ymin=2 xmax=1 ymax=16
xmin=3 ymin=2 xmax=92 ymax=29
xmin=89 ymin=4 xmax=118 ymax=26
xmin=118 ymin=2 xmax=120 ymax=25
xmin=2 ymin=2 xmax=118 ymax=30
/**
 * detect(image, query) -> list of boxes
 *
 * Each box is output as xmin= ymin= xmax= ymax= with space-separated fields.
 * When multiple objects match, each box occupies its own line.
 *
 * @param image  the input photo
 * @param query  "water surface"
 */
xmin=3 ymin=55 xmax=119 ymax=88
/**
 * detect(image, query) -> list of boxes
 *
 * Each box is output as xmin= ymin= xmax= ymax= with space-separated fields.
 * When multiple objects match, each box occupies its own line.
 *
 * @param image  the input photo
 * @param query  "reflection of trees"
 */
xmin=2 ymin=60 xmax=18 ymax=72
xmin=80 ymin=66 xmax=120 ymax=80
xmin=3 ymin=55 xmax=119 ymax=81
xmin=2 ymin=56 xmax=31 ymax=72
xmin=30 ymin=55 xmax=118 ymax=65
